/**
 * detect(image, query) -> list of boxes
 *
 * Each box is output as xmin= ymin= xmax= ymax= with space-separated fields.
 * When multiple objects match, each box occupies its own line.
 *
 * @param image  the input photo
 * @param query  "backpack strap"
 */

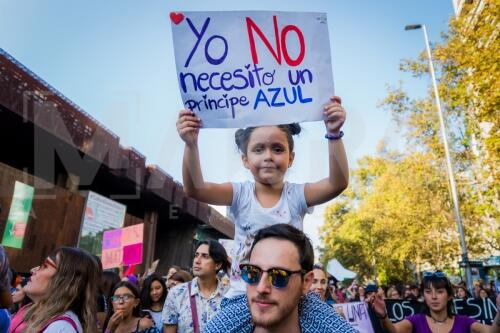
xmin=40 ymin=315 xmax=78 ymax=332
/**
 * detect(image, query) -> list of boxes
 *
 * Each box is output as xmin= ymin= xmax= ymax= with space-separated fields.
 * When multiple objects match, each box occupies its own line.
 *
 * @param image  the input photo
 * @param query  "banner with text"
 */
xmin=332 ymin=302 xmax=375 ymax=333
xmin=170 ymin=11 xmax=334 ymax=128
xmin=1 ymin=181 xmax=34 ymax=249
xmin=78 ymin=191 xmax=126 ymax=256
xmin=386 ymin=298 xmax=498 ymax=325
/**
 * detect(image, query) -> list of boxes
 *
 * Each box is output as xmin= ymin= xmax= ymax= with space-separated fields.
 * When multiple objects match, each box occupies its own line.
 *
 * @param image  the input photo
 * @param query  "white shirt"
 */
xmin=43 ymin=310 xmax=82 ymax=333
xmin=226 ymin=181 xmax=312 ymax=298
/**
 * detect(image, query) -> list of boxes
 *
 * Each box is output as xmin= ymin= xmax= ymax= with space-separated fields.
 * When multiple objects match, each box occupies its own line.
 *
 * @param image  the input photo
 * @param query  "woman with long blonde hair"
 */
xmin=9 ymin=246 xmax=102 ymax=333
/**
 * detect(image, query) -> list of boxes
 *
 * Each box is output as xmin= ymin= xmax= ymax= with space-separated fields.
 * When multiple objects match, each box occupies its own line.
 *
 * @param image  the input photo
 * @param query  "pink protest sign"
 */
xmin=121 ymin=224 xmax=144 ymax=246
xmin=103 ymin=229 xmax=122 ymax=250
xmin=123 ymin=243 xmax=143 ymax=266
xmin=102 ymin=248 xmax=123 ymax=269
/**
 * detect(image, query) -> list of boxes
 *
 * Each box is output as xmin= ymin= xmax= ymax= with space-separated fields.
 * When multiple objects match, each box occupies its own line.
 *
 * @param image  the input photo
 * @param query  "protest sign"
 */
xmin=171 ymin=11 xmax=334 ymax=128
xmin=1 ymin=181 xmax=35 ymax=249
xmin=122 ymin=224 xmax=144 ymax=246
xmin=101 ymin=224 xmax=144 ymax=269
xmin=332 ymin=302 xmax=374 ymax=333
xmin=78 ymin=191 xmax=126 ymax=256
xmin=386 ymin=298 xmax=498 ymax=325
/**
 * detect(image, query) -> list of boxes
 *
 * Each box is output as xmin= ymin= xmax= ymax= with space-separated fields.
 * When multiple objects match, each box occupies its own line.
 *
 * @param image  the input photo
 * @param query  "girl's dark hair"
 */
xmin=421 ymin=274 xmax=455 ymax=318
xmin=101 ymin=271 xmax=121 ymax=300
xmin=140 ymin=274 xmax=167 ymax=309
xmin=456 ymin=286 xmax=471 ymax=299
xmin=197 ymin=240 xmax=230 ymax=274
xmin=102 ymin=281 xmax=141 ymax=332
xmin=235 ymin=123 xmax=302 ymax=155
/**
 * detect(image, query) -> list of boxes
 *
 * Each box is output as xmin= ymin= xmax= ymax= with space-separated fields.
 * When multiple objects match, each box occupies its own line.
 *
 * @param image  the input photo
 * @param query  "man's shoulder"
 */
xmin=204 ymin=295 xmax=253 ymax=333
xmin=299 ymin=293 xmax=357 ymax=333
xmin=167 ymin=281 xmax=191 ymax=299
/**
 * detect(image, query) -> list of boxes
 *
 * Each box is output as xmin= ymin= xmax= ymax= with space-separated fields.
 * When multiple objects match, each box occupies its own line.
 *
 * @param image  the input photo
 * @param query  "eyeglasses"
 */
xmin=423 ymin=271 xmax=447 ymax=278
xmin=39 ymin=258 xmax=57 ymax=271
xmin=111 ymin=294 xmax=135 ymax=303
xmin=239 ymin=264 xmax=305 ymax=289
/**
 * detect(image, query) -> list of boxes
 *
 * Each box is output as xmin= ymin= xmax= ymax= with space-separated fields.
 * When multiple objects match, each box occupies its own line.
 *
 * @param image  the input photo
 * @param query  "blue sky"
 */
xmin=0 ymin=0 xmax=455 ymax=253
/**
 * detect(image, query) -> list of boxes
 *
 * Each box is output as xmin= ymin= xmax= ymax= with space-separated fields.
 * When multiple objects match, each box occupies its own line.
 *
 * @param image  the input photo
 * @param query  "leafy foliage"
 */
xmin=319 ymin=0 xmax=499 ymax=284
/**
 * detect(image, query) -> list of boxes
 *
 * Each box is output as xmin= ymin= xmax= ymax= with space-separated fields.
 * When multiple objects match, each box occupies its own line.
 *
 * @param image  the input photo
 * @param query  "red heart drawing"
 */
xmin=170 ymin=12 xmax=184 ymax=25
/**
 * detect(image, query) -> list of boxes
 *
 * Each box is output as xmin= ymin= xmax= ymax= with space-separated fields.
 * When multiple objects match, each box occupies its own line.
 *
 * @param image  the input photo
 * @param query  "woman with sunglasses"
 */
xmin=102 ymin=281 xmax=160 ymax=333
xmin=369 ymin=271 xmax=500 ymax=333
xmin=9 ymin=247 xmax=101 ymax=333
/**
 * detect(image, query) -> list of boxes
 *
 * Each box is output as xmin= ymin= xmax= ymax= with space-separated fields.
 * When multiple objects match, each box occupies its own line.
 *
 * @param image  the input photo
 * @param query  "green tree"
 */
xmin=320 ymin=0 xmax=499 ymax=284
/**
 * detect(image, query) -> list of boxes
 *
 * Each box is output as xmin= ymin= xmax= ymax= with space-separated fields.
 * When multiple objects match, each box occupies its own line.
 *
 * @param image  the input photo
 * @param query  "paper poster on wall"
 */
xmin=170 ymin=11 xmax=334 ymax=128
xmin=1 ymin=181 xmax=35 ymax=249
xmin=78 ymin=191 xmax=126 ymax=256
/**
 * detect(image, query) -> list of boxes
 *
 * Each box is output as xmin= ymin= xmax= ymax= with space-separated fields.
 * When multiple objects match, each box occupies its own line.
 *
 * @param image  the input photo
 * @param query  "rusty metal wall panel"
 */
xmin=154 ymin=221 xmax=197 ymax=274
xmin=197 ymin=203 xmax=210 ymax=222
xmin=208 ymin=209 xmax=235 ymax=239
xmin=145 ymin=165 xmax=175 ymax=202
xmin=183 ymin=197 xmax=198 ymax=217
xmin=172 ymin=183 xmax=185 ymax=208
xmin=0 ymin=162 xmax=85 ymax=272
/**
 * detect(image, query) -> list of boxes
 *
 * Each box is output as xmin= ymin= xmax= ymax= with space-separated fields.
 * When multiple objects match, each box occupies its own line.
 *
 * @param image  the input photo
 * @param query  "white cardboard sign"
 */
xmin=170 ymin=11 xmax=334 ymax=128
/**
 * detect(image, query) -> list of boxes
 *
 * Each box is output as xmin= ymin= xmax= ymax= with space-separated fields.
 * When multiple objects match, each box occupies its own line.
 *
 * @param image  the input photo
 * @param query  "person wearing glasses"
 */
xmin=204 ymin=224 xmax=356 ymax=333
xmin=368 ymin=271 xmax=500 ymax=333
xmin=9 ymin=247 xmax=101 ymax=333
xmin=162 ymin=240 xmax=230 ymax=333
xmin=103 ymin=281 xmax=159 ymax=333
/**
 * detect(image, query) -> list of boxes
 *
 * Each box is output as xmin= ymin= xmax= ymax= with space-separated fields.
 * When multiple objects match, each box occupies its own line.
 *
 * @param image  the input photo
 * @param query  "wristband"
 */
xmin=325 ymin=131 xmax=344 ymax=140
xmin=105 ymin=330 xmax=113 ymax=333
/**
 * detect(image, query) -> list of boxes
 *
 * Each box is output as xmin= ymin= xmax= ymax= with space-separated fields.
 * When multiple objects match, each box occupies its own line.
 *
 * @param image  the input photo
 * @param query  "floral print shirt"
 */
xmin=161 ymin=277 xmax=228 ymax=333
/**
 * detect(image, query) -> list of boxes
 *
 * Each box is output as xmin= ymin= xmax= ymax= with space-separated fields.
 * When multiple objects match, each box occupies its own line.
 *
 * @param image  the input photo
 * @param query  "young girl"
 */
xmin=140 ymin=274 xmax=167 ymax=332
xmin=176 ymin=95 xmax=348 ymax=297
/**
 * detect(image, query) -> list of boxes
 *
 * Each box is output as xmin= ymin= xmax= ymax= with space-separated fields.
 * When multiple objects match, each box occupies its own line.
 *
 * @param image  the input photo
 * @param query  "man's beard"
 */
xmin=250 ymin=288 xmax=302 ymax=329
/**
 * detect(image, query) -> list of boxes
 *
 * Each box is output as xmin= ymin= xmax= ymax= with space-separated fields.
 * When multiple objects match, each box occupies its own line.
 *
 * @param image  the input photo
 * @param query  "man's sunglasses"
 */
xmin=239 ymin=264 xmax=305 ymax=289
xmin=423 ymin=271 xmax=446 ymax=278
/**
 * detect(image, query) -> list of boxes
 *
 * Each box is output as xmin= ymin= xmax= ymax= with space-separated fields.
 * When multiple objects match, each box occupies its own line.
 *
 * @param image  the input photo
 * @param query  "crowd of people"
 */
xmin=0 ymin=98 xmax=499 ymax=333
xmin=313 ymin=276 xmax=499 ymax=306
xmin=1 ymin=226 xmax=499 ymax=333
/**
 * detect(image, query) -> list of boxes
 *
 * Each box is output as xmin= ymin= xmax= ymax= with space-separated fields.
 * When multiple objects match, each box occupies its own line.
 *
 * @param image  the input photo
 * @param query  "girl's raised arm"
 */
xmin=177 ymin=109 xmax=233 ymax=205
xmin=304 ymin=96 xmax=349 ymax=207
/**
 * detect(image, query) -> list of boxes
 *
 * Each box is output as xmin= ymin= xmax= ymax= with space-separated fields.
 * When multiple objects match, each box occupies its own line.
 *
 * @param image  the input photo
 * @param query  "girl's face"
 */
xmin=457 ymin=287 xmax=467 ymax=298
xmin=112 ymin=286 xmax=139 ymax=317
xmin=310 ymin=269 xmax=327 ymax=301
xmin=423 ymin=286 xmax=451 ymax=313
xmin=24 ymin=257 xmax=58 ymax=301
xmin=12 ymin=284 xmax=25 ymax=303
xmin=389 ymin=289 xmax=400 ymax=299
xmin=358 ymin=286 xmax=365 ymax=296
xmin=479 ymin=289 xmax=488 ymax=299
xmin=242 ymin=126 xmax=294 ymax=186
xmin=150 ymin=280 xmax=164 ymax=303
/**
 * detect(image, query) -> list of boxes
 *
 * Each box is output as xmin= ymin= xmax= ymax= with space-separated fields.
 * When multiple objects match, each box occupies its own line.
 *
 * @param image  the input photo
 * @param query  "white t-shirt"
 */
xmin=225 ymin=181 xmax=312 ymax=298
xmin=43 ymin=310 xmax=82 ymax=333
